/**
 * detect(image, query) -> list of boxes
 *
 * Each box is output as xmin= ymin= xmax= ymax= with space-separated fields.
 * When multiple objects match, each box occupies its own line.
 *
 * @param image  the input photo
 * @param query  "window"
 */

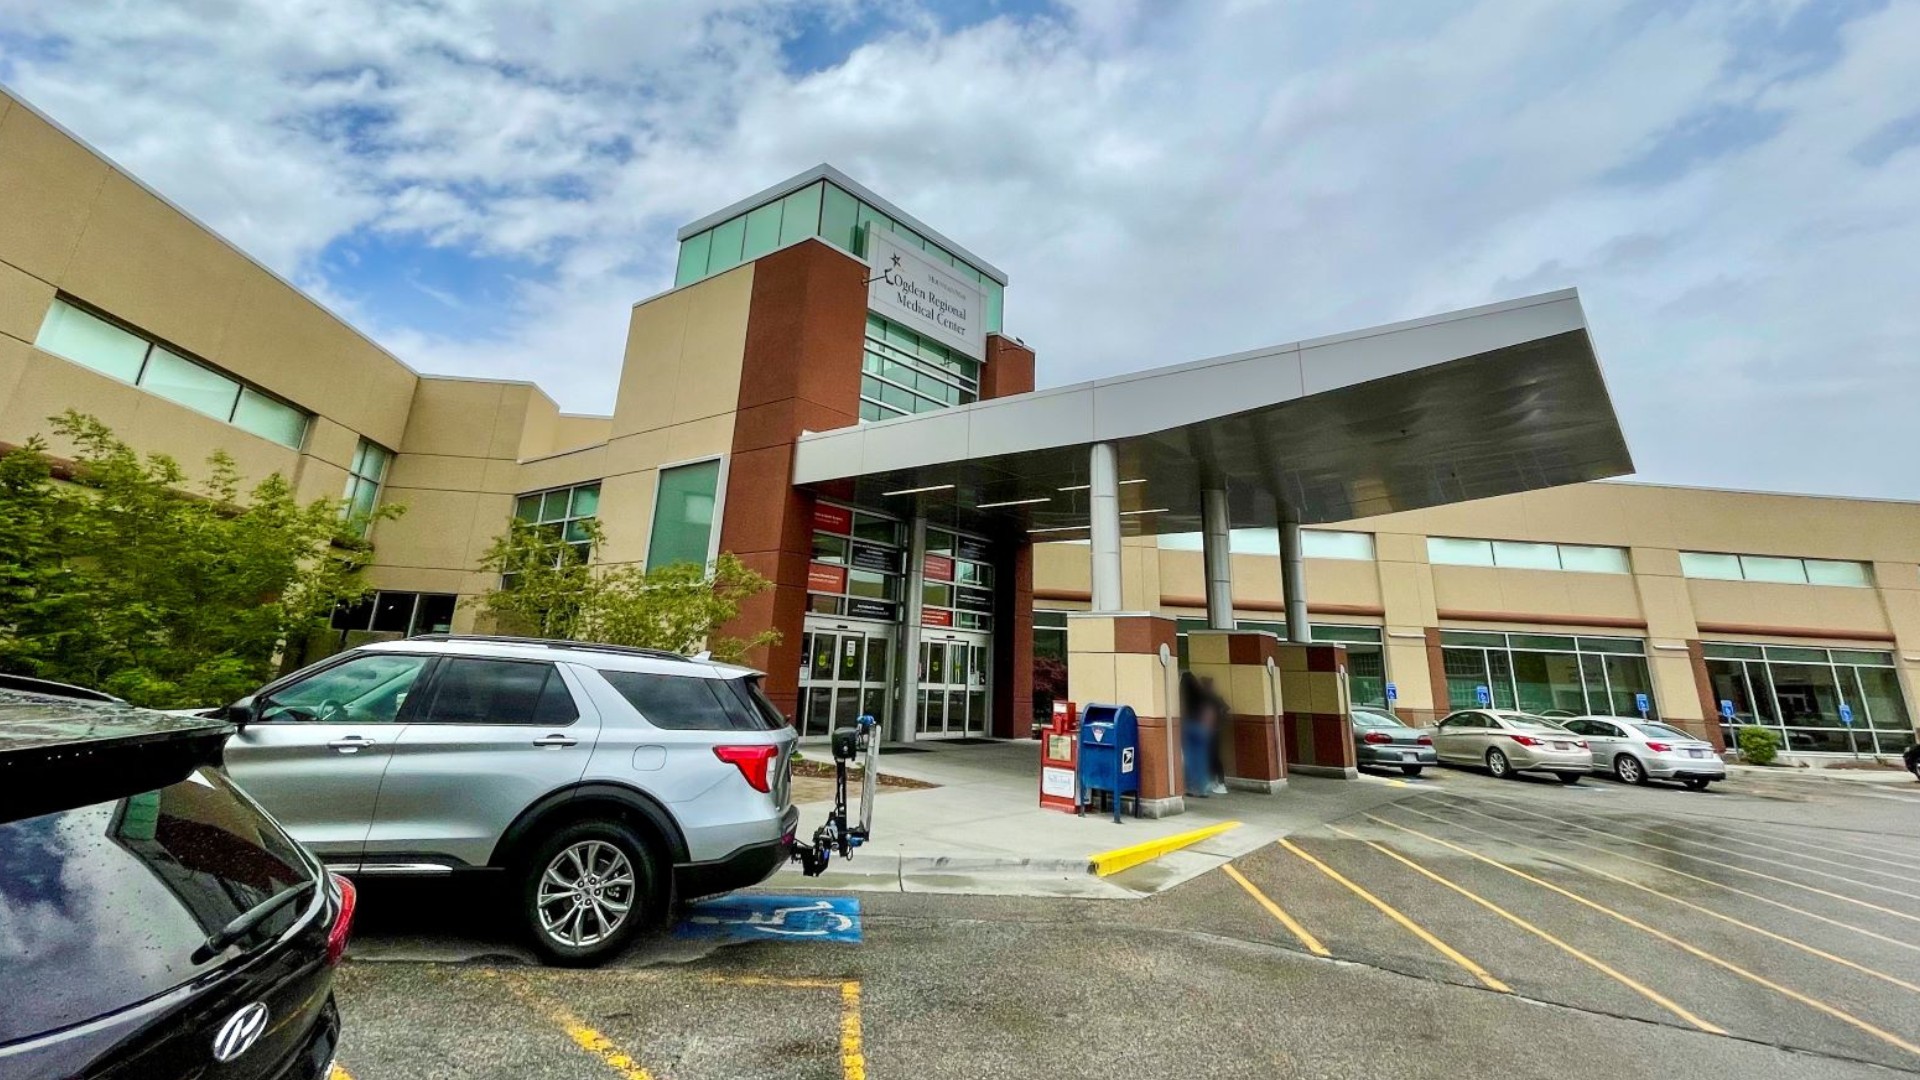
xmin=259 ymin=653 xmax=428 ymax=724
xmin=1705 ymin=642 xmax=1912 ymax=755
xmin=809 ymin=504 xmax=905 ymax=621
xmin=422 ymin=658 xmax=577 ymax=725
xmin=330 ymin=590 xmax=456 ymax=637
xmin=859 ymin=313 xmax=979 ymax=422
xmin=33 ymin=298 xmax=310 ymax=449
xmin=1301 ymin=530 xmax=1375 ymax=560
xmin=1428 ymin=536 xmax=1629 ymax=573
xmin=516 ymin=481 xmax=602 ymax=563
xmin=648 ymin=459 xmax=722 ymax=570
xmin=1439 ymin=631 xmax=1655 ymax=718
xmin=598 ymin=670 xmax=771 ymax=731
xmin=342 ymin=439 xmax=393 ymax=535
xmin=1680 ymin=551 xmax=1872 ymax=587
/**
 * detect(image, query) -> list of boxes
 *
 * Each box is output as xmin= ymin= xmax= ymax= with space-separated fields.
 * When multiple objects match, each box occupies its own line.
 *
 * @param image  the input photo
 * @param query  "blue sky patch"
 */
xmin=317 ymin=227 xmax=543 ymax=340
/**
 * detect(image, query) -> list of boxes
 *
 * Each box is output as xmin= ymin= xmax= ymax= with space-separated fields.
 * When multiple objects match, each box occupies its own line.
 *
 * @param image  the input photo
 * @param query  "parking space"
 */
xmin=1201 ymin=776 xmax=1920 ymax=1071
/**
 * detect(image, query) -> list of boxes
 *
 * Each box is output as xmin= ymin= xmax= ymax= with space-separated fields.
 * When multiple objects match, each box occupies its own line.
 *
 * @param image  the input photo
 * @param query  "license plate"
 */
xmin=1378 ymin=750 xmax=1402 ymax=761
xmin=1688 ymin=748 xmax=1706 ymax=758
xmin=1553 ymin=741 xmax=1572 ymax=751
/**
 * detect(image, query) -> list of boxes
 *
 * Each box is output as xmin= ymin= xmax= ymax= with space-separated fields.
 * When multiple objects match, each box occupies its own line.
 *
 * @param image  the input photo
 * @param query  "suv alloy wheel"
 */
xmin=519 ymin=819 xmax=660 ymax=967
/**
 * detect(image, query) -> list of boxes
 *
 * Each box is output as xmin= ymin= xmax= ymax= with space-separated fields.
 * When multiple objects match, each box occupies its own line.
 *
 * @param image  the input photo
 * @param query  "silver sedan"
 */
xmin=1430 ymin=709 xmax=1593 ymax=783
xmin=1562 ymin=716 xmax=1726 ymax=790
xmin=1350 ymin=707 xmax=1438 ymax=777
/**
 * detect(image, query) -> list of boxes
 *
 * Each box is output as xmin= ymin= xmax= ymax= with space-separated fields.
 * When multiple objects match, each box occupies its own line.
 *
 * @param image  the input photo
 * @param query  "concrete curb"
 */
xmin=1727 ymin=763 xmax=1919 ymax=786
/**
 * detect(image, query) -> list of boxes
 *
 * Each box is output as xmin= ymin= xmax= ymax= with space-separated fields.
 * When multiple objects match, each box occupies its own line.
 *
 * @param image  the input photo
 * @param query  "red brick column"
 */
xmin=980 ymin=334 xmax=1034 ymax=399
xmin=1187 ymin=630 xmax=1287 ymax=793
xmin=992 ymin=540 xmax=1035 ymax=738
xmin=1067 ymin=613 xmax=1184 ymax=817
xmin=1278 ymin=643 xmax=1358 ymax=778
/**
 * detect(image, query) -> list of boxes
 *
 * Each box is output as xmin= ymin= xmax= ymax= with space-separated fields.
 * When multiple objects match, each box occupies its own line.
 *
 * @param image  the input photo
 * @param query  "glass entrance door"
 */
xmin=798 ymin=623 xmax=893 ymax=738
xmin=916 ymin=631 xmax=991 ymax=737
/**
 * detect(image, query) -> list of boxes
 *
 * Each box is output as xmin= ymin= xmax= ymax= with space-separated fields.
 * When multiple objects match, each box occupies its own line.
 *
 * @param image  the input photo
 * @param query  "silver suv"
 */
xmin=219 ymin=635 xmax=799 ymax=966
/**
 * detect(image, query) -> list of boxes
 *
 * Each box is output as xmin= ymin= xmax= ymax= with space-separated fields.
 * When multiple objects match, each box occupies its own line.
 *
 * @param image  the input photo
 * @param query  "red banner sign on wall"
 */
xmin=921 ymin=607 xmax=954 ymax=628
xmin=922 ymin=553 xmax=954 ymax=581
xmin=812 ymin=503 xmax=852 ymax=535
xmin=807 ymin=562 xmax=848 ymax=594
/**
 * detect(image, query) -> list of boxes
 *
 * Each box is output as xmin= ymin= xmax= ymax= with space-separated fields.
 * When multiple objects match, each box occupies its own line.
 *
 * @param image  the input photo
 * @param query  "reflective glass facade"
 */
xmin=1440 ymin=631 xmax=1656 ymax=718
xmin=1704 ymin=644 xmax=1914 ymax=755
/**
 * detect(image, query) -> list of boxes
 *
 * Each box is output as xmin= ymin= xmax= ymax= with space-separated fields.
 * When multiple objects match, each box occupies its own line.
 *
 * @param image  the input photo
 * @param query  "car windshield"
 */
xmin=0 ymin=767 xmax=316 ymax=1042
xmin=1635 ymin=722 xmax=1692 ymax=741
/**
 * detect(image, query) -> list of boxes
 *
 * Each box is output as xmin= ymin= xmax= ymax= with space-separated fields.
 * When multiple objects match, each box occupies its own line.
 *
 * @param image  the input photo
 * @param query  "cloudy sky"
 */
xmin=3 ymin=0 xmax=1916 ymax=498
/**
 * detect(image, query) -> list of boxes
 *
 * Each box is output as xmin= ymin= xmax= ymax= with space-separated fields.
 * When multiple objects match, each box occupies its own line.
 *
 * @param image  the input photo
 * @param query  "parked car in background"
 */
xmin=1906 ymin=741 xmax=1920 ymax=781
xmin=0 ymin=689 xmax=353 ymax=1080
xmin=1350 ymin=707 xmax=1437 ymax=777
xmin=1430 ymin=709 xmax=1592 ymax=783
xmin=1561 ymin=716 xmax=1726 ymax=790
xmin=218 ymin=634 xmax=800 ymax=966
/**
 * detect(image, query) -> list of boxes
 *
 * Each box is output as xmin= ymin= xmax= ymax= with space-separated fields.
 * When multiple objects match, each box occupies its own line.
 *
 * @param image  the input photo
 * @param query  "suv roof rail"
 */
xmin=403 ymin=633 xmax=700 ymax=665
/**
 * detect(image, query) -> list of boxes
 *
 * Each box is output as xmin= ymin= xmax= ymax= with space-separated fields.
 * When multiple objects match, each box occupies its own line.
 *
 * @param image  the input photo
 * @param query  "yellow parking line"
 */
xmin=1434 ymin=796 xmax=1920 ymax=956
xmin=1449 ymin=793 xmax=1920 ymax=926
xmin=1327 ymin=825 xmax=1722 ymax=1033
xmin=1369 ymin=814 xmax=1920 ymax=1058
xmin=1278 ymin=838 xmax=1510 ymax=993
xmin=1220 ymin=863 xmax=1331 ymax=956
xmin=1393 ymin=804 xmax=1920 ymax=997
xmin=840 ymin=981 xmax=867 ymax=1080
xmin=329 ymin=1067 xmax=353 ymax=1080
xmin=490 ymin=971 xmax=654 ymax=1080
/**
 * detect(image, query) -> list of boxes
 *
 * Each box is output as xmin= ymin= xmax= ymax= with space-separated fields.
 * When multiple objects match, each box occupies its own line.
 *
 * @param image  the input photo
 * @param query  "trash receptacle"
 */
xmin=1078 ymin=703 xmax=1140 ymax=823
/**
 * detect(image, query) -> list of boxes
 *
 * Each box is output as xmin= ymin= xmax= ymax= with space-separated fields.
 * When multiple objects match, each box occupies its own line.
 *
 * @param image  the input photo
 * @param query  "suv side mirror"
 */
xmin=223 ymin=696 xmax=258 ymax=729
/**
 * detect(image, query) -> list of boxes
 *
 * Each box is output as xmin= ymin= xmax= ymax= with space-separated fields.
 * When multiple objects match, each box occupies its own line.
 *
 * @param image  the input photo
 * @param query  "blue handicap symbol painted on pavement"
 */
xmin=674 ymin=895 xmax=862 ymax=943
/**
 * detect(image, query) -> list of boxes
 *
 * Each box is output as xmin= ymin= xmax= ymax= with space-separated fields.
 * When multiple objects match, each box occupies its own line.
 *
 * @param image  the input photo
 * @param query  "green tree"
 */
xmin=0 ymin=412 xmax=394 ymax=707
xmin=474 ymin=517 xmax=777 ymax=662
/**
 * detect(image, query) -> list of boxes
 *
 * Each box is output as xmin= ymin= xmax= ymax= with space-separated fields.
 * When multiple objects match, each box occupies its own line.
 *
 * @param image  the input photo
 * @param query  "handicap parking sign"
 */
xmin=1839 ymin=704 xmax=1854 ymax=726
xmin=1474 ymin=685 xmax=1490 ymax=707
xmin=1719 ymin=699 xmax=1735 ymax=720
xmin=676 ymin=895 xmax=861 ymax=943
xmin=1386 ymin=682 xmax=1398 ymax=702
xmin=1634 ymin=693 xmax=1649 ymax=716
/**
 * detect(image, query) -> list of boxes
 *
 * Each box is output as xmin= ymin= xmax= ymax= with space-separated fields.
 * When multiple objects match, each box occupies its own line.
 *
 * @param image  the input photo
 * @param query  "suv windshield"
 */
xmin=0 ymin=768 xmax=316 ymax=1042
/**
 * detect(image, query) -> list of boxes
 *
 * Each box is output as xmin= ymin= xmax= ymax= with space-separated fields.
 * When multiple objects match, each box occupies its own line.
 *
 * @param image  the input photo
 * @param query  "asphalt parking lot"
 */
xmin=329 ymin=765 xmax=1920 ymax=1079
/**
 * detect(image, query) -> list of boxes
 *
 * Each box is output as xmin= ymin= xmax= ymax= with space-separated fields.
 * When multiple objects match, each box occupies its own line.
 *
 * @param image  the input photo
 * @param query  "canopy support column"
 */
xmin=1280 ymin=517 xmax=1309 ymax=642
xmin=1089 ymin=441 xmax=1123 ymax=612
xmin=1202 ymin=488 xmax=1234 ymax=630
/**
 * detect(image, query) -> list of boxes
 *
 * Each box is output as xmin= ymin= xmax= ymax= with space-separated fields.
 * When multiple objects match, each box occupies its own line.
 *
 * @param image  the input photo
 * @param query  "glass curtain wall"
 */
xmin=1704 ymin=644 xmax=1914 ymax=755
xmin=1440 ymin=632 xmax=1656 ymax=719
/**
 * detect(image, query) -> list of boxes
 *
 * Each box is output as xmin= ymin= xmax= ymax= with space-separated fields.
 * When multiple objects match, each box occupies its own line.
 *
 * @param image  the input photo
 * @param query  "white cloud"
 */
xmin=2 ymin=0 xmax=1917 ymax=496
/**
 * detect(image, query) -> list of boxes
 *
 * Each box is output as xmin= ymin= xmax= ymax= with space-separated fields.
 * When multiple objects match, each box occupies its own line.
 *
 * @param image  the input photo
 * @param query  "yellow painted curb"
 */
xmin=1090 ymin=821 xmax=1242 ymax=877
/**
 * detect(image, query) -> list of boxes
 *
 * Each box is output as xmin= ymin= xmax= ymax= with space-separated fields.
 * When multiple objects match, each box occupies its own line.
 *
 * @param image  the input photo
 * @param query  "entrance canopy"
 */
xmin=791 ymin=289 xmax=1633 ymax=538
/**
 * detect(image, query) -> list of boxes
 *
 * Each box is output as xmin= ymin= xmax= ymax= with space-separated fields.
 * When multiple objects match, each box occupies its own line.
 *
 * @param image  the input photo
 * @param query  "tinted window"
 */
xmin=261 ymin=652 xmax=428 ymax=723
xmin=600 ymin=671 xmax=770 ymax=731
xmin=1438 ymin=713 xmax=1480 ymax=729
xmin=423 ymin=659 xmax=577 ymax=725
xmin=0 ymin=768 xmax=314 ymax=1042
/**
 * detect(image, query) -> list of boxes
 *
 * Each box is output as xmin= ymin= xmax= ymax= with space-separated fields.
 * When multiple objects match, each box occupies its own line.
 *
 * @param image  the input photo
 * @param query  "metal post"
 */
xmin=1201 ymin=488 xmax=1234 ymax=630
xmin=898 ymin=514 xmax=928 ymax=744
xmin=1279 ymin=517 xmax=1309 ymax=643
xmin=1089 ymin=442 xmax=1123 ymax=612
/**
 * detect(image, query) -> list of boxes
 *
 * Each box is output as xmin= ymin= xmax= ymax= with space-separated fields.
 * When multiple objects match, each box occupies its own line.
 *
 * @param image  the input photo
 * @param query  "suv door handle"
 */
xmin=532 ymin=734 xmax=577 ymax=748
xmin=328 ymin=735 xmax=375 ymax=753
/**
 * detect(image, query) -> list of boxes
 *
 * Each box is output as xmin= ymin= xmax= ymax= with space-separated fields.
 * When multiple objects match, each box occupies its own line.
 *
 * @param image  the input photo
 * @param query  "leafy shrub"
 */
xmin=1736 ymin=725 xmax=1781 ymax=765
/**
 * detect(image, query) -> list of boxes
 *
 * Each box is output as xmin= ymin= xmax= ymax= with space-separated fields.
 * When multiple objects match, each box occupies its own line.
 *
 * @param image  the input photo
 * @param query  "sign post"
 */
xmin=1385 ymin=682 xmax=1398 ymax=715
xmin=1839 ymin=703 xmax=1858 ymax=760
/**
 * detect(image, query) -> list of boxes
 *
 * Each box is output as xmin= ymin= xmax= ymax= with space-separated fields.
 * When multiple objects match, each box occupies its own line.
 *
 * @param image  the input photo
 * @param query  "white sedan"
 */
xmin=1560 ymin=716 xmax=1726 ymax=790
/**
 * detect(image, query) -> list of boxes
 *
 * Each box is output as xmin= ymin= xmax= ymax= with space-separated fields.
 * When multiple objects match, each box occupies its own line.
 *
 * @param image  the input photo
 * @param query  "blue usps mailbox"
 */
xmin=1077 ymin=703 xmax=1140 ymax=823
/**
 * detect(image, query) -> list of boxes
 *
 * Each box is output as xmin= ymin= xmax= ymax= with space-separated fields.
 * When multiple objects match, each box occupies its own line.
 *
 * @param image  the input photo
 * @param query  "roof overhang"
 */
xmin=791 ymin=289 xmax=1634 ymax=540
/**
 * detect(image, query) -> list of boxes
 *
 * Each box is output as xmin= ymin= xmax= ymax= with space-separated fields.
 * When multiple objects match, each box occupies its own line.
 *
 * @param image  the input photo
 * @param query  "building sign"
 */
xmin=955 ymin=535 xmax=992 ymax=562
xmin=866 ymin=228 xmax=986 ymax=361
xmin=847 ymin=599 xmax=897 ymax=621
xmin=953 ymin=587 xmax=994 ymax=614
xmin=849 ymin=543 xmax=896 ymax=574
xmin=807 ymin=563 xmax=848 ymax=594
xmin=923 ymin=553 xmax=954 ymax=581
xmin=813 ymin=503 xmax=852 ymax=535
xmin=922 ymin=607 xmax=953 ymax=628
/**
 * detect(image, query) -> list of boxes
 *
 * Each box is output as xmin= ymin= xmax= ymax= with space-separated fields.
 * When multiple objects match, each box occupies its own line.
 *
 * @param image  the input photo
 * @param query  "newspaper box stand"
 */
xmin=1039 ymin=700 xmax=1079 ymax=813
xmin=1077 ymin=703 xmax=1140 ymax=823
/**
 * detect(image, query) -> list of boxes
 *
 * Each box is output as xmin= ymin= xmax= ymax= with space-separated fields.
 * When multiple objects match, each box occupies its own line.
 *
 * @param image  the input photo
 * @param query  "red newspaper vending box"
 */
xmin=1039 ymin=700 xmax=1079 ymax=813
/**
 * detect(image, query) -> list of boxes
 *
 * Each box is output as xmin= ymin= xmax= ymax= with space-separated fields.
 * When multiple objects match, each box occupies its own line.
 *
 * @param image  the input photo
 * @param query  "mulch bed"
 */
xmin=790 ymin=756 xmax=938 ymax=790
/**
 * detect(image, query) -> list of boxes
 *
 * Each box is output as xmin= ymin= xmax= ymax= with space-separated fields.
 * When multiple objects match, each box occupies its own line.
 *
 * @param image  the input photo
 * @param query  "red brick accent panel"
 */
xmin=1228 ymin=713 xmax=1284 ymax=781
xmin=715 ymin=240 xmax=869 ymax=717
xmin=1424 ymin=627 xmax=1449 ymax=719
xmin=992 ymin=540 xmax=1035 ymax=738
xmin=1135 ymin=714 xmax=1182 ymax=801
xmin=1687 ymin=639 xmax=1727 ymax=752
xmin=980 ymin=334 xmax=1035 ymax=400
xmin=1282 ymin=711 xmax=1356 ymax=772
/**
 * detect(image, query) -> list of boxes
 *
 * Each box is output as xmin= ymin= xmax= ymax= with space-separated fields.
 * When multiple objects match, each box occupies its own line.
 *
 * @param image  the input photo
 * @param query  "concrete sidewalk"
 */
xmin=1728 ymin=761 xmax=1920 ymax=786
xmin=773 ymin=739 xmax=1416 ymax=899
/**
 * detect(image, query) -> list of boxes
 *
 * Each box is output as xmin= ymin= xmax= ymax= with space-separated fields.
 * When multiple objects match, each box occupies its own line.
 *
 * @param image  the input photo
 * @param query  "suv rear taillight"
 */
xmin=326 ymin=873 xmax=356 ymax=966
xmin=714 ymin=745 xmax=779 ymax=792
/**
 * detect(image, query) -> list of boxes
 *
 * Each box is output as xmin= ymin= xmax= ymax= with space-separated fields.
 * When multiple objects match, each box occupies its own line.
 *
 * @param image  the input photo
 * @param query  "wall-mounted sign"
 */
xmin=954 ymin=535 xmax=992 ymax=562
xmin=847 ymin=599 xmax=897 ymax=621
xmin=922 ymin=607 xmax=953 ymax=628
xmin=922 ymin=553 xmax=954 ymax=582
xmin=849 ymin=543 xmax=896 ymax=574
xmin=807 ymin=563 xmax=848 ymax=594
xmin=813 ymin=503 xmax=852 ymax=535
xmin=953 ymin=587 xmax=994 ymax=614
xmin=866 ymin=228 xmax=986 ymax=361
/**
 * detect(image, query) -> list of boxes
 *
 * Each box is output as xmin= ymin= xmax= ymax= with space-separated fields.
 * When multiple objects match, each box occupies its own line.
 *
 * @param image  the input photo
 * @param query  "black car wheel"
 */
xmin=1681 ymin=777 xmax=1712 ymax=791
xmin=1485 ymin=748 xmax=1513 ymax=779
xmin=519 ymin=820 xmax=659 ymax=967
xmin=1401 ymin=764 xmax=1424 ymax=778
xmin=1556 ymin=772 xmax=1582 ymax=785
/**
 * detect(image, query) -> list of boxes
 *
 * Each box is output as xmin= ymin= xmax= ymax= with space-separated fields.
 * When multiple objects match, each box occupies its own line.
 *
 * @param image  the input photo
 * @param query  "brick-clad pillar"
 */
xmin=1187 ymin=629 xmax=1288 ymax=793
xmin=992 ymin=539 xmax=1035 ymax=739
xmin=1067 ymin=612 xmax=1184 ymax=817
xmin=980 ymin=334 xmax=1034 ymax=399
xmin=715 ymin=240 xmax=869 ymax=718
xmin=1686 ymin=639 xmax=1727 ymax=752
xmin=1424 ymin=628 xmax=1451 ymax=721
xmin=1278 ymin=642 xmax=1358 ymax=778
